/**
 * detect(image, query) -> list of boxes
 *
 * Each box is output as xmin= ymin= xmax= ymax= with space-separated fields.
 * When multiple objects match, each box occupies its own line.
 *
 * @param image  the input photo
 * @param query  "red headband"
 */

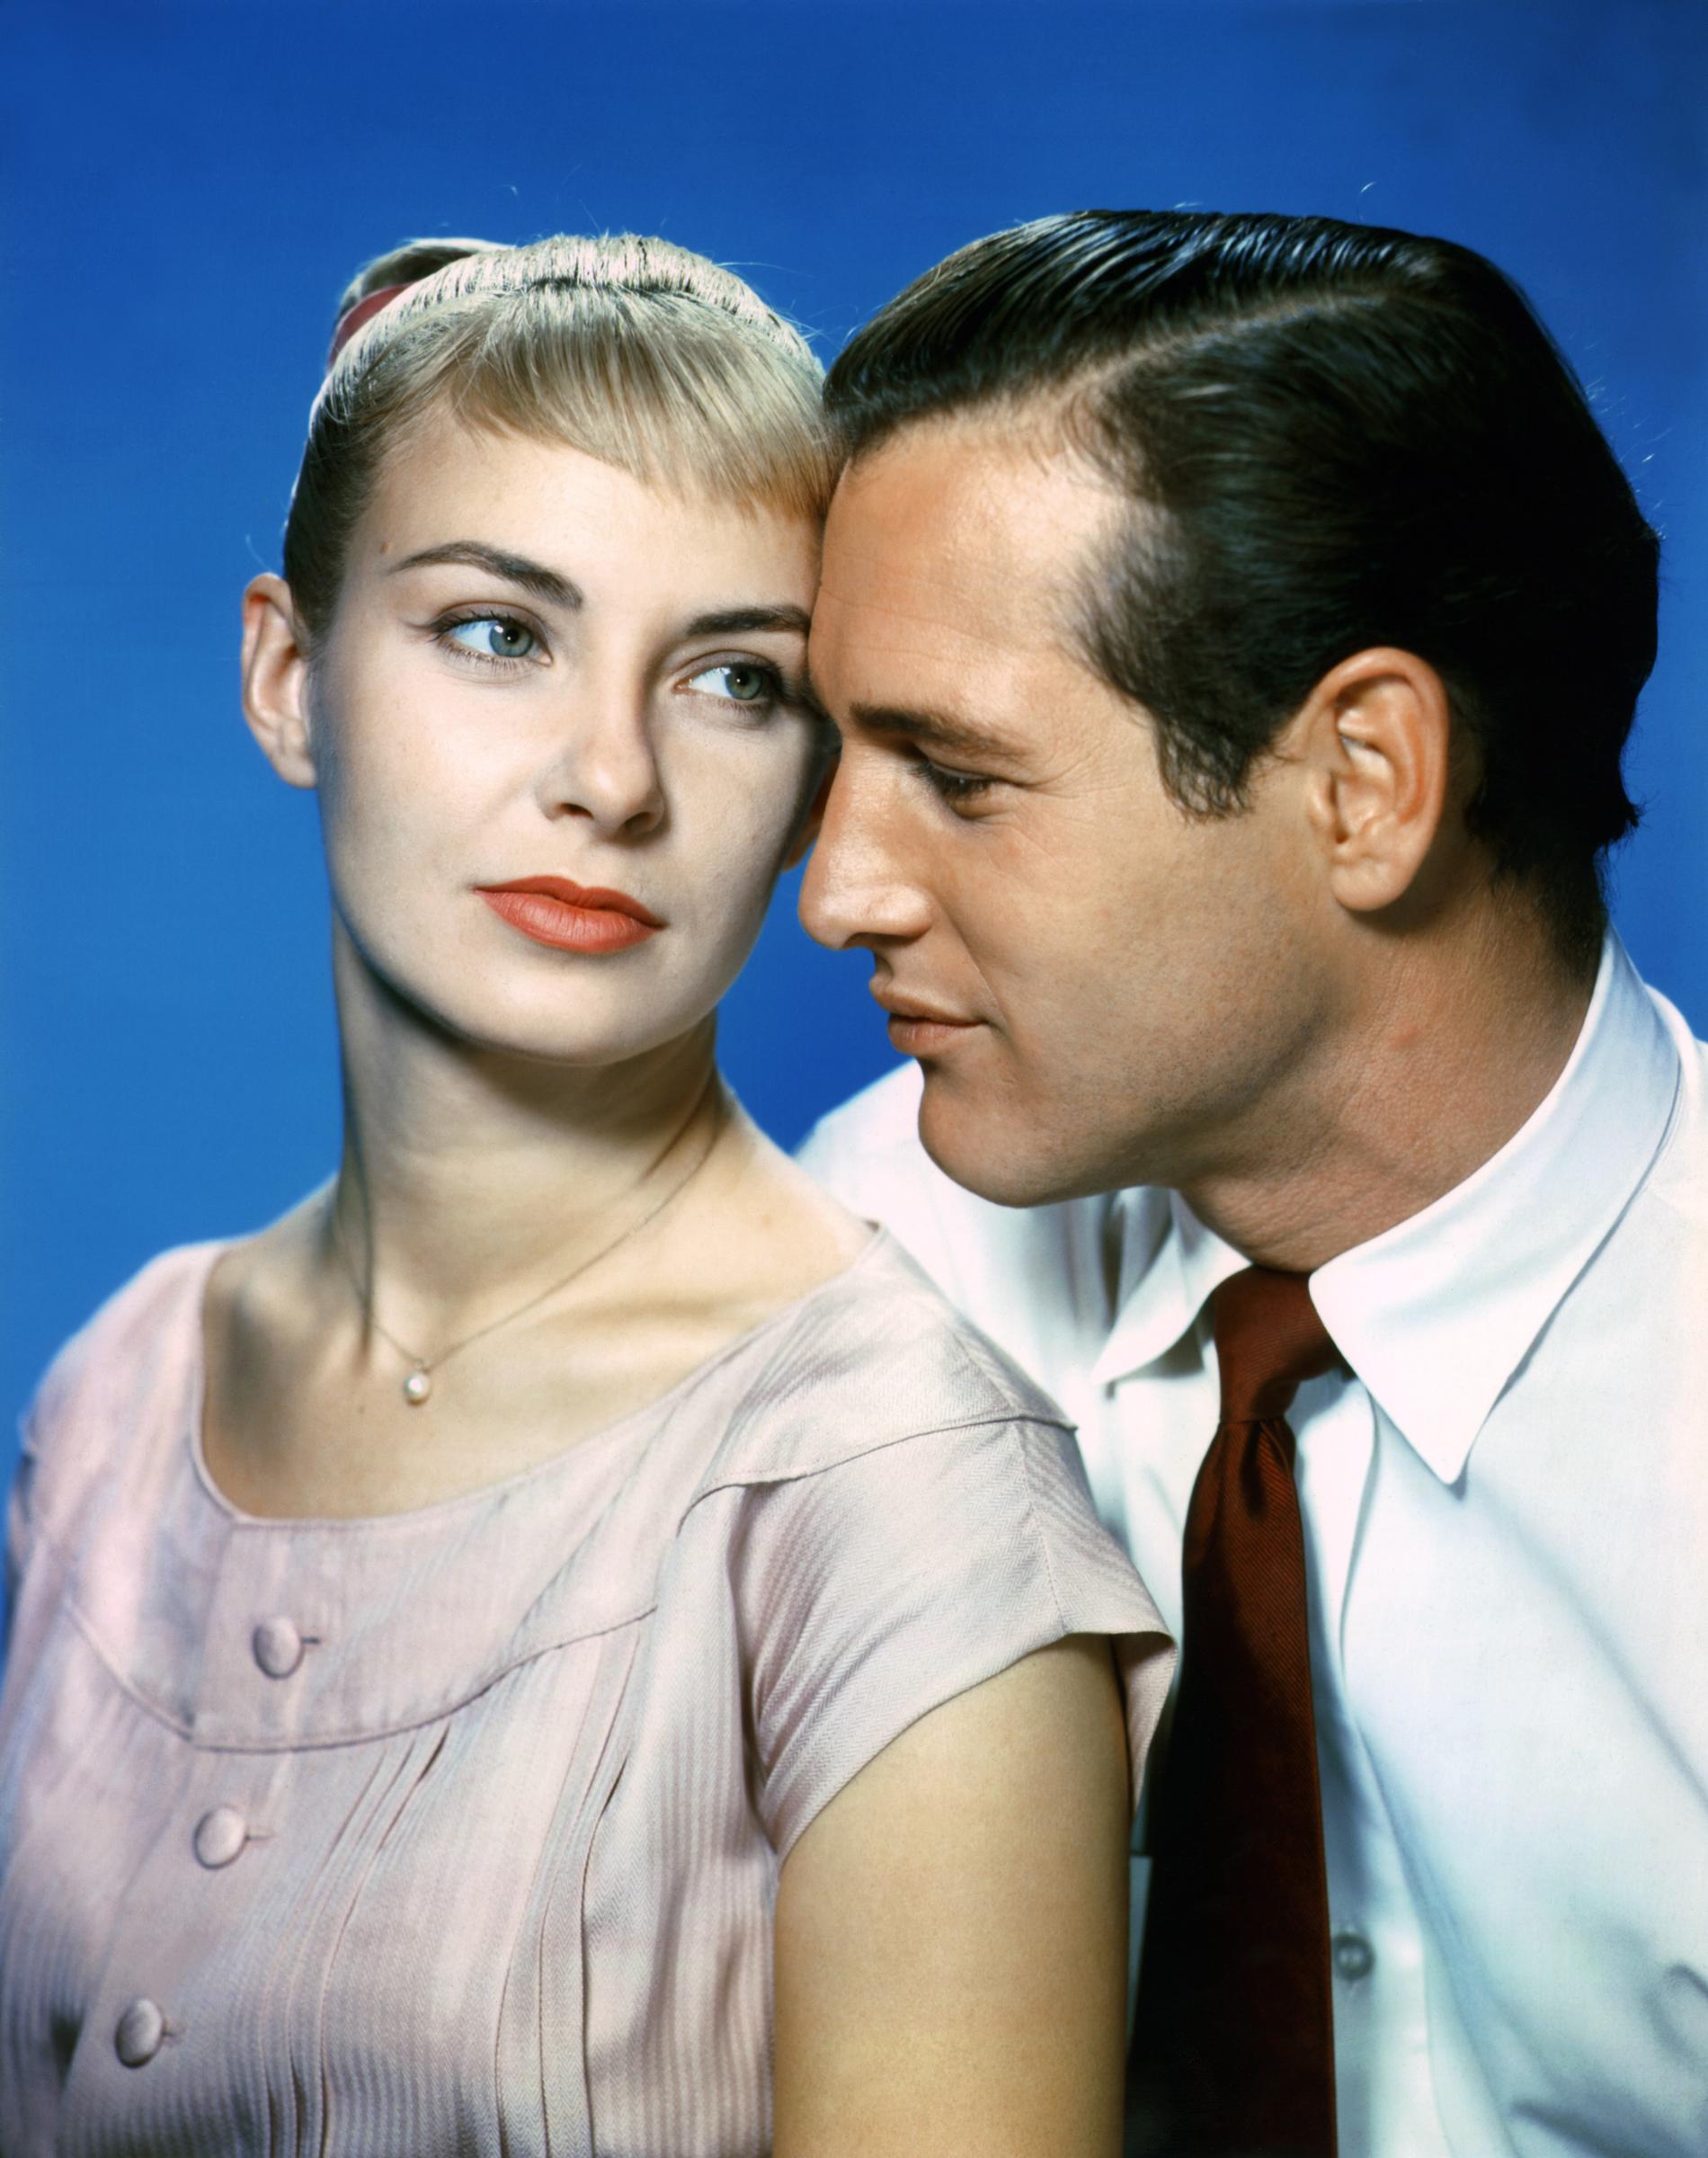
xmin=325 ymin=283 xmax=414 ymax=370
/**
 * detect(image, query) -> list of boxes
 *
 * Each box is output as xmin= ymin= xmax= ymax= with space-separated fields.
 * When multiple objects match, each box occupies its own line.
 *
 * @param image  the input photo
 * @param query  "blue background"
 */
xmin=4 ymin=0 xmax=1704 ymax=1457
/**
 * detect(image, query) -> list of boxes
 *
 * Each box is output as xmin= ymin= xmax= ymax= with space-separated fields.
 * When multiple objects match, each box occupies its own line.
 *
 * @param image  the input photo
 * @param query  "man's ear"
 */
xmin=782 ymin=760 xmax=838 ymax=871
xmin=1290 ymin=647 xmax=1455 ymax=914
xmin=241 ymin=575 xmax=319 ymax=789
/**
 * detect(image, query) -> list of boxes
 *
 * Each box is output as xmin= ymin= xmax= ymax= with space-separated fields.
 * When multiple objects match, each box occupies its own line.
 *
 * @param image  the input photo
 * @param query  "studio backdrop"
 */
xmin=4 ymin=0 xmax=1704 ymax=1459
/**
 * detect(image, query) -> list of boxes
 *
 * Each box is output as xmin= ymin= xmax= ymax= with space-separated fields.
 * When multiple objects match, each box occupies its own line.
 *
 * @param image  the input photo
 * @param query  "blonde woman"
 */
xmin=0 ymin=235 xmax=1171 ymax=2156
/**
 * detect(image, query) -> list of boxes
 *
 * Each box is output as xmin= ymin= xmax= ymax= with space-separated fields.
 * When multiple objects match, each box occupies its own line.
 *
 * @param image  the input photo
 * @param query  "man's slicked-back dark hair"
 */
xmin=825 ymin=210 xmax=1659 ymax=969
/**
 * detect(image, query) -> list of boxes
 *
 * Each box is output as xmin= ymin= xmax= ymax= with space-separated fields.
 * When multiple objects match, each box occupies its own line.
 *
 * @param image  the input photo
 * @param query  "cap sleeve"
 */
xmin=6 ymin=1323 xmax=76 ymax=1630
xmin=734 ymin=1415 xmax=1174 ymax=1860
xmin=2 ymin=1244 xmax=216 ymax=1633
xmin=3 ymin=1446 xmax=32 ymax=1650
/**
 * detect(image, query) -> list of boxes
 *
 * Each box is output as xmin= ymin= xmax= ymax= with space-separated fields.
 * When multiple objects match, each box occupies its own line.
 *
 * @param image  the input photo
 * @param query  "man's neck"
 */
xmin=1177 ymin=907 xmax=1599 ymax=1276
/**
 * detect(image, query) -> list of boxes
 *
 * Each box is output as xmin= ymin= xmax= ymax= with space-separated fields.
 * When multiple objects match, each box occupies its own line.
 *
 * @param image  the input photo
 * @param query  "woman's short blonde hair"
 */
xmin=282 ymin=232 xmax=834 ymax=642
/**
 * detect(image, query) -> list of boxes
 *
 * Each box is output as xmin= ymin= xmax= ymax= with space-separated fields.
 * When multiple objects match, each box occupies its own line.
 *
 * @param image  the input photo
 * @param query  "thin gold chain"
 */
xmin=326 ymin=1078 xmax=725 ymax=1392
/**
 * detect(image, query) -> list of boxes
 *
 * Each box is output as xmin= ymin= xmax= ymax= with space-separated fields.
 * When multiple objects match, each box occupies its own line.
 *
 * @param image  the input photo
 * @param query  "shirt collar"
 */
xmin=1308 ymin=932 xmax=1679 ymax=1482
xmin=1090 ymin=1184 xmax=1247 ymax=1387
xmin=1089 ymin=933 xmax=1681 ymax=1483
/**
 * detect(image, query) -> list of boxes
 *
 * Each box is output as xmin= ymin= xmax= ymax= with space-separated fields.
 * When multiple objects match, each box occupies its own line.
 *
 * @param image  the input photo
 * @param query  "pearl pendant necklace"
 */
xmin=325 ymin=1081 xmax=726 ymax=1410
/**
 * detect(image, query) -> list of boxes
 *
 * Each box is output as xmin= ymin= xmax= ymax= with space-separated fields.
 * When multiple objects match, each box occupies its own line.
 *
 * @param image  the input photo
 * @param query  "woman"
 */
xmin=0 ymin=233 xmax=1172 ymax=2155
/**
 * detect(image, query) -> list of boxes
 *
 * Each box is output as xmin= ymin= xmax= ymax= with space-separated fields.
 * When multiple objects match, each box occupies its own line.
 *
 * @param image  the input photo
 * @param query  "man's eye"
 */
xmin=444 ymin=617 xmax=537 ymax=661
xmin=918 ymin=759 xmax=995 ymax=806
xmin=685 ymin=662 xmax=780 ymax=707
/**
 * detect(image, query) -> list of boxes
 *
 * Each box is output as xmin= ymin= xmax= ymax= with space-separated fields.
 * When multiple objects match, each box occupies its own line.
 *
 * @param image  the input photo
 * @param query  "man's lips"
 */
xmin=475 ymin=876 xmax=664 ymax=954
xmin=871 ymin=985 xmax=983 ymax=1056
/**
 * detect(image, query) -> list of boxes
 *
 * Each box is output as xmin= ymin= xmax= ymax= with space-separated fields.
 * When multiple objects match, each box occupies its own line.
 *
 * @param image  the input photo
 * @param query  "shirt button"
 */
xmin=1331 ymin=1928 xmax=1375 ymax=1982
xmin=114 ymin=1997 xmax=166 ymax=2067
xmin=252 ymin=1617 xmax=304 ymax=1678
xmin=192 ymin=1806 xmax=248 ymax=1869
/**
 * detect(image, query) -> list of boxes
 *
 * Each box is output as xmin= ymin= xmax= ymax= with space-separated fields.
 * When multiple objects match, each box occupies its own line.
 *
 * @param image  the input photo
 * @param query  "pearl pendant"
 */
xmin=402 ymin=1368 xmax=433 ymax=1406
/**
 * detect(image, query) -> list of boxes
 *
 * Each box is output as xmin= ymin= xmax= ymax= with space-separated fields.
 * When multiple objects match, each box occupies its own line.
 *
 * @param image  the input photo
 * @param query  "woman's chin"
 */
xmin=345 ymin=973 xmax=710 ymax=1078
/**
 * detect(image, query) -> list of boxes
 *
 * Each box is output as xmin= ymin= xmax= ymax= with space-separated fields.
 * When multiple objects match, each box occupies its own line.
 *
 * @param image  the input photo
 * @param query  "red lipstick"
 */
xmin=476 ymin=876 xmax=663 ymax=954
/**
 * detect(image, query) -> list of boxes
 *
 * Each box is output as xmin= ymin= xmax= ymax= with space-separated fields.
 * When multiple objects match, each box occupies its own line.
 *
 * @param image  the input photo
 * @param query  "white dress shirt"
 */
xmin=798 ymin=934 xmax=1708 ymax=2158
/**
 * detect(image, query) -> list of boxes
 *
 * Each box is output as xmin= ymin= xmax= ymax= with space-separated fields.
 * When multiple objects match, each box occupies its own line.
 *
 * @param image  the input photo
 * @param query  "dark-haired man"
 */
xmin=797 ymin=212 xmax=1706 ymax=2158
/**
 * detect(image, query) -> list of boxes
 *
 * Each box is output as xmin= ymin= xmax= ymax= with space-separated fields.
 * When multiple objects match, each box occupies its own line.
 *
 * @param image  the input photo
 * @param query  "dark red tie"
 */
xmin=1126 ymin=1266 xmax=1339 ymax=2158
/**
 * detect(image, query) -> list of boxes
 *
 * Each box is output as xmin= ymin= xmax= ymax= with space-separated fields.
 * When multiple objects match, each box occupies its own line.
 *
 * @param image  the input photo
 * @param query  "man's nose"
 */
xmin=798 ymin=757 xmax=930 ymax=950
xmin=534 ymin=688 xmax=666 ymax=839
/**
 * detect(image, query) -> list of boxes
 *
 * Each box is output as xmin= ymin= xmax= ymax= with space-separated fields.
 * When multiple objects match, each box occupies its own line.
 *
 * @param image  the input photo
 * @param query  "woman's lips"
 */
xmin=476 ymin=877 xmax=663 ymax=954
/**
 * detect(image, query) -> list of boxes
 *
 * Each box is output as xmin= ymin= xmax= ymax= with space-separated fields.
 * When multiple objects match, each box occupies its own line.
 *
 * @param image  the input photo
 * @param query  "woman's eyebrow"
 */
xmin=681 ymin=604 xmax=812 ymax=639
xmin=387 ymin=541 xmax=584 ymax=610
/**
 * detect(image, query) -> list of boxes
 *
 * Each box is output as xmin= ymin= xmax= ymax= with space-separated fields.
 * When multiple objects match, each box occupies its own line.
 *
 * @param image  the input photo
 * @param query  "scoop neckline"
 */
xmin=182 ymin=1223 xmax=892 ymax=1533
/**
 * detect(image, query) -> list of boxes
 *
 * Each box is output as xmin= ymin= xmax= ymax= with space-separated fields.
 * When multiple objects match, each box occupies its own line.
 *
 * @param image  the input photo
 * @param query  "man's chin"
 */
xmin=915 ymin=1075 xmax=1099 ymax=1210
xmin=914 ymin=1075 xmax=1155 ymax=1217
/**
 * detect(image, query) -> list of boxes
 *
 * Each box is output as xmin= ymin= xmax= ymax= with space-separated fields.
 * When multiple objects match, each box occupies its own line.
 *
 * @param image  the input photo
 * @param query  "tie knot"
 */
xmin=1210 ymin=1266 xmax=1337 ymax=1424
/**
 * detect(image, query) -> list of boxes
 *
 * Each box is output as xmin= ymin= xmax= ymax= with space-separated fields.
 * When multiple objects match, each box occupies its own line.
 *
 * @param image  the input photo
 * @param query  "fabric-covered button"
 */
xmin=192 ymin=1806 xmax=248 ymax=1869
xmin=1331 ymin=1928 xmax=1375 ymax=1982
xmin=115 ymin=1997 xmax=166 ymax=2067
xmin=252 ymin=1617 xmax=304 ymax=1678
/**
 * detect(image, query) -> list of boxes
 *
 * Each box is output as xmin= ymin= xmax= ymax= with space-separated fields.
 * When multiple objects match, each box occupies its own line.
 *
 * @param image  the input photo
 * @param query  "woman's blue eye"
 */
xmin=687 ymin=662 xmax=778 ymax=706
xmin=447 ymin=617 xmax=536 ymax=660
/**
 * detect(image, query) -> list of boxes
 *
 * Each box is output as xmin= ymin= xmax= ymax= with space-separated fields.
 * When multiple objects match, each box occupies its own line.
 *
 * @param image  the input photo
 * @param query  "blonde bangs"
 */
xmin=436 ymin=288 xmax=836 ymax=522
xmin=288 ymin=233 xmax=833 ymax=638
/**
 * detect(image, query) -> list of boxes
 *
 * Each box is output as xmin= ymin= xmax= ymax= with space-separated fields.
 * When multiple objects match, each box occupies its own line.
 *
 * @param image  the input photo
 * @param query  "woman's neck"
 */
xmin=198 ymin=935 xmax=867 ymax=1524
xmin=329 ymin=959 xmax=725 ymax=1343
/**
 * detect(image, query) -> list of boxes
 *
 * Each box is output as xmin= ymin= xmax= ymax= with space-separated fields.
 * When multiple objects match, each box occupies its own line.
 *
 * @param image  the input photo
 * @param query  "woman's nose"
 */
xmin=797 ymin=760 xmax=931 ymax=950
xmin=534 ymin=691 xmax=666 ymax=838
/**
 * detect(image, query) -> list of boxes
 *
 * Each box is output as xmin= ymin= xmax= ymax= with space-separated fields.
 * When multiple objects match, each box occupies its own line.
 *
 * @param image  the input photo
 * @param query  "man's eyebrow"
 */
xmin=387 ymin=542 xmax=584 ymax=610
xmin=681 ymin=603 xmax=812 ymax=640
xmin=847 ymin=700 xmax=1021 ymax=762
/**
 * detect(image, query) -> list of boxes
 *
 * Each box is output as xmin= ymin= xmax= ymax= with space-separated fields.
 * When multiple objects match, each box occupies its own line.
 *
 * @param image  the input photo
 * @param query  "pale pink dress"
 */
xmin=0 ymin=1229 xmax=1172 ymax=2157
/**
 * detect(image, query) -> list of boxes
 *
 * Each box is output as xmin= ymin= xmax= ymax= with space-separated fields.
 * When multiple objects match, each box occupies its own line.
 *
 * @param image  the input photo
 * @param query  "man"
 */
xmin=796 ymin=210 xmax=1705 ymax=2158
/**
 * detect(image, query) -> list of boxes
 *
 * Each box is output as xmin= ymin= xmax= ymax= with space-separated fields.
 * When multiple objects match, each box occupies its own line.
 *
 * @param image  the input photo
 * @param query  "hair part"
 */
xmin=283 ymin=232 xmax=834 ymax=645
xmin=827 ymin=211 xmax=1659 ymax=973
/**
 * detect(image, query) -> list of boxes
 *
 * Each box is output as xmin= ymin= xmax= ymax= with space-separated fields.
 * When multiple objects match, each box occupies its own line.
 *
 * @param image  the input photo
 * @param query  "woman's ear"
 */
xmin=1291 ymin=647 xmax=1455 ymax=914
xmin=241 ymin=575 xmax=319 ymax=789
